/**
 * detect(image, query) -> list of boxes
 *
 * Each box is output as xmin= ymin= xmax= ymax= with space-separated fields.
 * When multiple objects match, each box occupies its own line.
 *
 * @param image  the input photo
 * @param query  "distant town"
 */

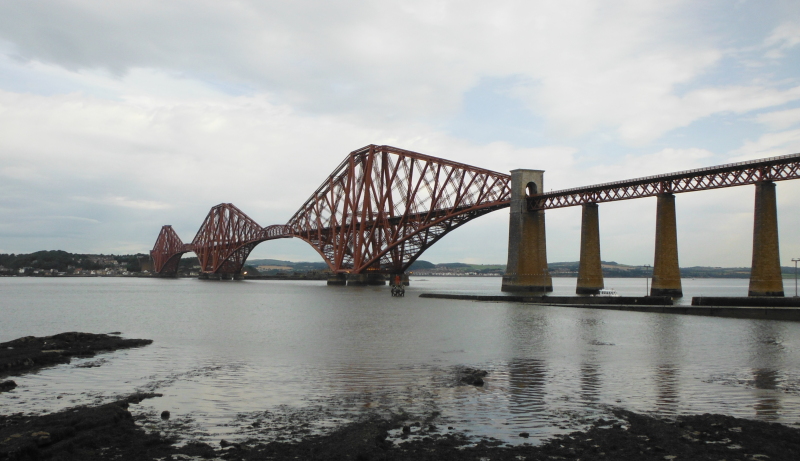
xmin=0 ymin=250 xmax=797 ymax=279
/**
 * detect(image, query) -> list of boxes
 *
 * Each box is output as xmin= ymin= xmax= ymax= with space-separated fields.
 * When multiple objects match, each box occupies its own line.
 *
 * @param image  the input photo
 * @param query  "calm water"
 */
xmin=1 ymin=276 xmax=799 ymax=445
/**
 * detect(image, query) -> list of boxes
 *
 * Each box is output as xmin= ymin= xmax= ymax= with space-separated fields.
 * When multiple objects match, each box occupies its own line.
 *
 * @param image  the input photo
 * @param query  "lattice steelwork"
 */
xmin=529 ymin=153 xmax=800 ymax=211
xmin=191 ymin=203 xmax=285 ymax=274
xmin=285 ymin=145 xmax=512 ymax=273
xmin=150 ymin=225 xmax=192 ymax=274
xmin=149 ymin=145 xmax=511 ymax=276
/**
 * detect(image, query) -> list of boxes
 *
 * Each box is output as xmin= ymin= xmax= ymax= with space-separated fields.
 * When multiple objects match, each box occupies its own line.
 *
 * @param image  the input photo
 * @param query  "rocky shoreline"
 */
xmin=3 ymin=400 xmax=799 ymax=460
xmin=0 ymin=332 xmax=153 ymax=384
xmin=2 ymin=332 xmax=800 ymax=460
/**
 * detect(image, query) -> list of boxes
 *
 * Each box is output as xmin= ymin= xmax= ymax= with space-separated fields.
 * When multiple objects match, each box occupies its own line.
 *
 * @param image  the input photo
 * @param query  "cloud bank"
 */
xmin=0 ymin=0 xmax=799 ymax=266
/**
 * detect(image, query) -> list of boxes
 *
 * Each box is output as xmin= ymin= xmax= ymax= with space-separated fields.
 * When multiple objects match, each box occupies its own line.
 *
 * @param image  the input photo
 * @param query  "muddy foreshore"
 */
xmin=2 ymin=333 xmax=800 ymax=460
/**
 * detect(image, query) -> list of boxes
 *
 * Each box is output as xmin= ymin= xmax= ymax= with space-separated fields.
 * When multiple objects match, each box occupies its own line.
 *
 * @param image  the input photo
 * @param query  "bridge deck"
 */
xmin=529 ymin=153 xmax=800 ymax=210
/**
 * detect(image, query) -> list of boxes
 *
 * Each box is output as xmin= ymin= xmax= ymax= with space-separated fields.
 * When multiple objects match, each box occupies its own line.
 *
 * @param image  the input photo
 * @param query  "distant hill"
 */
xmin=3 ymin=251 xmax=796 ymax=279
xmin=408 ymin=260 xmax=435 ymax=270
xmin=436 ymin=262 xmax=471 ymax=268
xmin=0 ymin=250 xmax=145 ymax=273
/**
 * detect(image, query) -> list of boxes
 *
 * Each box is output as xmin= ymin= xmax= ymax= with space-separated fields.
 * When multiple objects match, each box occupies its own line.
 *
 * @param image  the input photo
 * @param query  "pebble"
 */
xmin=161 ymin=410 xmax=170 ymax=420
xmin=519 ymin=432 xmax=530 ymax=438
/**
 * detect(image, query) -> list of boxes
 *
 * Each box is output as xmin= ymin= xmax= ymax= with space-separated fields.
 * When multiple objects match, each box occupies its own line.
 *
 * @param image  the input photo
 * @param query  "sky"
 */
xmin=1 ymin=0 xmax=799 ymax=268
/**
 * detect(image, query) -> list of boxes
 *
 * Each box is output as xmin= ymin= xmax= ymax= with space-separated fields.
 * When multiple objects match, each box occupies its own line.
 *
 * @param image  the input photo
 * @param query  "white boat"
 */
xmin=595 ymin=288 xmax=620 ymax=297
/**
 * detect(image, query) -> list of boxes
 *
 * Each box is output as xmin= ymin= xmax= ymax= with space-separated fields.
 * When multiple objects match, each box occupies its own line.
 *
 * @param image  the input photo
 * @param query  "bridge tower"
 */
xmin=576 ymin=203 xmax=604 ymax=294
xmin=651 ymin=193 xmax=683 ymax=297
xmin=749 ymin=181 xmax=784 ymax=296
xmin=502 ymin=169 xmax=552 ymax=293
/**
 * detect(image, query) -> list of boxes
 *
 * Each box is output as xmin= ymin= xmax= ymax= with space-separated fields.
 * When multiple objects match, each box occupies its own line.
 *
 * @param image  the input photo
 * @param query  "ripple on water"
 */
xmin=2 ymin=276 xmax=800 ymax=445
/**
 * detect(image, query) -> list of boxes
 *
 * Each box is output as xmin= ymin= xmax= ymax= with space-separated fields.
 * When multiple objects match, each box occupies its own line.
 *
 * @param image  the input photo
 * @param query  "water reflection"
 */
xmin=652 ymin=316 xmax=681 ymax=414
xmin=752 ymin=368 xmax=781 ymax=419
xmin=654 ymin=364 xmax=679 ymax=413
xmin=580 ymin=363 xmax=601 ymax=404
xmin=750 ymin=321 xmax=786 ymax=420
xmin=507 ymin=358 xmax=548 ymax=418
xmin=503 ymin=305 xmax=550 ymax=428
xmin=578 ymin=314 xmax=603 ymax=404
xmin=3 ymin=277 xmax=800 ymax=445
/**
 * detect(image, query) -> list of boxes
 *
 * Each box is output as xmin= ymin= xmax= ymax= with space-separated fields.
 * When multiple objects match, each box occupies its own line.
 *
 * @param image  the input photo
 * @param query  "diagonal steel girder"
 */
xmin=284 ymin=145 xmax=512 ymax=274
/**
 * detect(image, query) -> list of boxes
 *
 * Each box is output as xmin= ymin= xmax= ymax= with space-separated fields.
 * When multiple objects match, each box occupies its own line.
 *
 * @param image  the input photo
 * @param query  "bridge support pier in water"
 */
xmin=327 ymin=273 xmax=387 ymax=286
xmin=502 ymin=169 xmax=553 ymax=293
xmin=651 ymin=193 xmax=683 ymax=297
xmin=749 ymin=181 xmax=784 ymax=297
xmin=346 ymin=273 xmax=387 ymax=286
xmin=576 ymin=203 xmax=604 ymax=295
xmin=389 ymin=273 xmax=410 ymax=286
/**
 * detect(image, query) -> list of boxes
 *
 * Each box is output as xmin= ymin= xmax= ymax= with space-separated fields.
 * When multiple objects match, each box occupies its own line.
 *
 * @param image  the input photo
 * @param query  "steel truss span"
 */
xmin=529 ymin=153 xmax=800 ymax=211
xmin=285 ymin=145 xmax=511 ymax=274
xmin=150 ymin=145 xmax=511 ymax=276
xmin=151 ymin=225 xmax=193 ymax=274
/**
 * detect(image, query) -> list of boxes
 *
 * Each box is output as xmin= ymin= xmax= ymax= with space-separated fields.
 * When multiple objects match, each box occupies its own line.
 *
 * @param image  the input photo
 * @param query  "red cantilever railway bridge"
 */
xmin=151 ymin=145 xmax=512 ymax=277
xmin=150 ymin=146 xmax=800 ymax=278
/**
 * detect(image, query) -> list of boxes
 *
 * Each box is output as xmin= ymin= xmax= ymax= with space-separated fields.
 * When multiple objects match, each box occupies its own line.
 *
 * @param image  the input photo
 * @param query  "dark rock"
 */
xmin=457 ymin=366 xmax=489 ymax=386
xmin=0 ymin=332 xmax=152 ymax=379
xmin=0 ymin=392 xmax=164 ymax=460
xmin=0 ymin=379 xmax=17 ymax=392
xmin=402 ymin=425 xmax=411 ymax=434
xmin=519 ymin=432 xmax=530 ymax=438
xmin=161 ymin=411 xmax=171 ymax=420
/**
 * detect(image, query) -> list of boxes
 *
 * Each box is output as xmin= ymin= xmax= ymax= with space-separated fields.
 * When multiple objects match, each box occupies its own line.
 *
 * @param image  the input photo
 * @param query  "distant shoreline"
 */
xmin=3 ymin=273 xmax=799 ymax=280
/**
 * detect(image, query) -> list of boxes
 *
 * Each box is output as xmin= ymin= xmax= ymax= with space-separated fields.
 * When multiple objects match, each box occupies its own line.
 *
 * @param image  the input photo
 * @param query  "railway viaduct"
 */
xmin=150 ymin=145 xmax=799 ymax=297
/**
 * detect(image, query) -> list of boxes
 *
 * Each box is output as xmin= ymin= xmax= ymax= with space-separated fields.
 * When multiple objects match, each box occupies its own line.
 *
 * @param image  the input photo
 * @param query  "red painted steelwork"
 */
xmin=285 ymin=145 xmax=511 ymax=273
xmin=529 ymin=153 xmax=800 ymax=211
xmin=152 ymin=149 xmax=800 ymax=277
xmin=149 ymin=145 xmax=511 ymax=276
xmin=191 ymin=203 xmax=290 ymax=275
xmin=150 ymin=225 xmax=193 ymax=274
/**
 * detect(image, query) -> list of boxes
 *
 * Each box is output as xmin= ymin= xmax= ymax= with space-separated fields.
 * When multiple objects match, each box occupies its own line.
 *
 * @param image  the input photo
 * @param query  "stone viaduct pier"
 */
xmin=502 ymin=154 xmax=800 ymax=297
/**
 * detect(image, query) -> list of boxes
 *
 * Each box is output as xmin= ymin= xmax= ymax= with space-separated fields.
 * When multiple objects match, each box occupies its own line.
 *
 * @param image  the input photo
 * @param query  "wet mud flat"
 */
xmin=3 ymin=332 xmax=800 ymax=460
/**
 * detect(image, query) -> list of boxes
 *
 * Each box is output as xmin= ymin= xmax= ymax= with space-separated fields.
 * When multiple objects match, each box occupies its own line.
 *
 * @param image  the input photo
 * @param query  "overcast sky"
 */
xmin=1 ymin=0 xmax=799 ymax=267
